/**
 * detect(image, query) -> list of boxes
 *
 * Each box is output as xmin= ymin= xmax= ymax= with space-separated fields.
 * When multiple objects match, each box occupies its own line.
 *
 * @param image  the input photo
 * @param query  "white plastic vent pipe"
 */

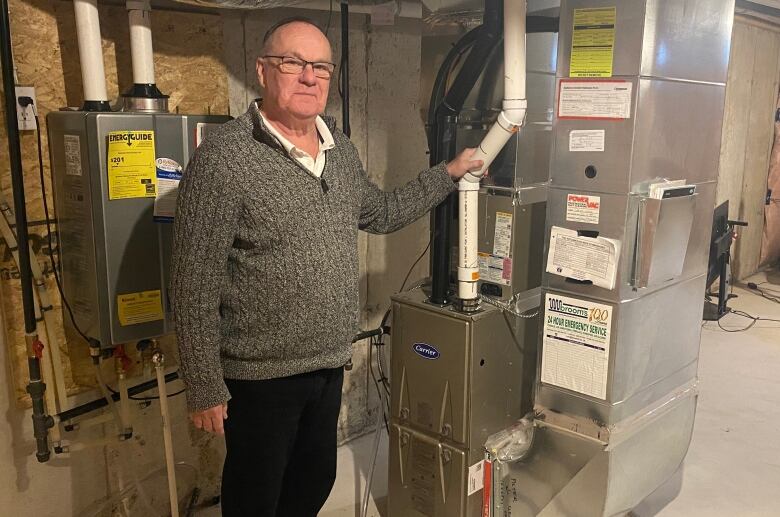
xmin=457 ymin=0 xmax=527 ymax=301
xmin=73 ymin=0 xmax=109 ymax=103
xmin=127 ymin=0 xmax=155 ymax=85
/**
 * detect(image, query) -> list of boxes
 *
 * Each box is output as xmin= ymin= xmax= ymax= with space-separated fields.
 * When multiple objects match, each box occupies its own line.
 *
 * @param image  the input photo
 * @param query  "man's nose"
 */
xmin=299 ymin=63 xmax=317 ymax=85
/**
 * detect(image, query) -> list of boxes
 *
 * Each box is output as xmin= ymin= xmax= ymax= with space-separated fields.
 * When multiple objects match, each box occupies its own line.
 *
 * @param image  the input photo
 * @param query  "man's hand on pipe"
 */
xmin=190 ymin=403 xmax=228 ymax=435
xmin=446 ymin=148 xmax=486 ymax=180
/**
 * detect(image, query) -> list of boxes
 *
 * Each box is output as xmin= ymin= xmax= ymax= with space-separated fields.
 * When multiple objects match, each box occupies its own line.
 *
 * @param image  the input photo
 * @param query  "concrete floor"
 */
xmin=198 ymin=271 xmax=780 ymax=517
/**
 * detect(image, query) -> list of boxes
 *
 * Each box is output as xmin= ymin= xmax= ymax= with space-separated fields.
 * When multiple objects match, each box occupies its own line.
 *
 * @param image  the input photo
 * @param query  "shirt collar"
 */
xmin=256 ymin=106 xmax=335 ymax=157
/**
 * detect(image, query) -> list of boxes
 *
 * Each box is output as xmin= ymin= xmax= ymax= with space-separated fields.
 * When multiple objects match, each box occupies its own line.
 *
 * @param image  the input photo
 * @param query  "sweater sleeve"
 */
xmin=170 ymin=141 xmax=240 ymax=412
xmin=357 ymin=157 xmax=457 ymax=235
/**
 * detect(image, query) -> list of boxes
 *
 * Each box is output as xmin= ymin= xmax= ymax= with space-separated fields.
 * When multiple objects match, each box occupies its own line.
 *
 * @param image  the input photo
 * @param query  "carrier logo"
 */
xmin=413 ymin=343 xmax=440 ymax=360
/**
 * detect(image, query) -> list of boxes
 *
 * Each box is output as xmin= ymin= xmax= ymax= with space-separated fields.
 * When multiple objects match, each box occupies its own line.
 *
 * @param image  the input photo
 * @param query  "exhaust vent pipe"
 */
xmin=73 ymin=0 xmax=111 ymax=111
xmin=122 ymin=0 xmax=169 ymax=112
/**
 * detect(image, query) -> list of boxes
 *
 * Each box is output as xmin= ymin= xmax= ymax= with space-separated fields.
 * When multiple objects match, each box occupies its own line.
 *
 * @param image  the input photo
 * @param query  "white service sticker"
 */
xmin=546 ymin=226 xmax=620 ymax=290
xmin=153 ymin=158 xmax=183 ymax=222
xmin=493 ymin=211 xmax=513 ymax=258
xmin=566 ymin=193 xmax=601 ymax=224
xmin=64 ymin=135 xmax=82 ymax=176
xmin=467 ymin=460 xmax=485 ymax=496
xmin=479 ymin=253 xmax=512 ymax=286
xmin=569 ymin=129 xmax=605 ymax=152
xmin=558 ymin=80 xmax=632 ymax=120
xmin=541 ymin=293 xmax=612 ymax=400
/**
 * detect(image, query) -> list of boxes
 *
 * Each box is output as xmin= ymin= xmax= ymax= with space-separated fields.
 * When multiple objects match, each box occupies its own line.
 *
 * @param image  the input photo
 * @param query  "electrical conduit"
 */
xmin=457 ymin=0 xmax=527 ymax=302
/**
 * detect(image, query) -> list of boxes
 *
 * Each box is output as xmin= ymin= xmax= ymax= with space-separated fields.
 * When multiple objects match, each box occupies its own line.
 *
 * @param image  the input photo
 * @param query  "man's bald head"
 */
xmin=256 ymin=16 xmax=333 ymax=124
xmin=262 ymin=17 xmax=331 ymax=59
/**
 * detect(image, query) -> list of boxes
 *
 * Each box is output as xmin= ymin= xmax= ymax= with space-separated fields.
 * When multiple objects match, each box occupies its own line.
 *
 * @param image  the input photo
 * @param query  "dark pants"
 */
xmin=221 ymin=368 xmax=344 ymax=517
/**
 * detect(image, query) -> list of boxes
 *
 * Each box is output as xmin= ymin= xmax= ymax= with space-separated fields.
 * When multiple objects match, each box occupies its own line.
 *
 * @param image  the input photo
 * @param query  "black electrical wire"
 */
xmin=752 ymin=281 xmax=780 ymax=293
xmin=376 ymin=236 xmax=434 ymax=332
xmin=105 ymin=382 xmax=186 ymax=401
xmin=745 ymin=281 xmax=780 ymax=304
xmin=325 ymin=0 xmax=334 ymax=37
xmin=374 ymin=336 xmax=390 ymax=397
xmin=58 ymin=371 xmax=181 ymax=422
xmin=714 ymin=309 xmax=780 ymax=332
xmin=31 ymin=111 xmax=91 ymax=345
xmin=367 ymin=337 xmax=389 ymax=434
xmin=425 ymin=25 xmax=484 ymax=139
xmin=399 ymin=238 xmax=432 ymax=294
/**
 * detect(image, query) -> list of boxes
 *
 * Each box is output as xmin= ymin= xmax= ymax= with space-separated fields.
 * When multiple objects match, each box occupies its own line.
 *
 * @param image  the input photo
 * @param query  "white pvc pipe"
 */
xmin=118 ymin=371 xmax=132 ymax=434
xmin=457 ymin=0 xmax=527 ymax=301
xmin=127 ymin=0 xmax=155 ymax=84
xmin=457 ymin=184 xmax=480 ymax=300
xmin=503 ymin=0 xmax=527 ymax=110
xmin=155 ymin=357 xmax=180 ymax=517
xmin=73 ymin=0 xmax=108 ymax=102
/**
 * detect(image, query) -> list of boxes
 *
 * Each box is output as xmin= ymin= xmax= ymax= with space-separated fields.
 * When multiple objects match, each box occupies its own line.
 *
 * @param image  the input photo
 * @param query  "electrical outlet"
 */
xmin=15 ymin=86 xmax=37 ymax=131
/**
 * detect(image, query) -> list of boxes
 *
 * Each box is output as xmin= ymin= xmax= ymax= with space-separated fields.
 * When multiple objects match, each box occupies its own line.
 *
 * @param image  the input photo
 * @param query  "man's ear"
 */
xmin=256 ymin=57 xmax=266 ymax=89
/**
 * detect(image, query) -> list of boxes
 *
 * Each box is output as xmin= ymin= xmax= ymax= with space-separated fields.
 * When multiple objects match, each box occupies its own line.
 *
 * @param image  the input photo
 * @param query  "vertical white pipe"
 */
xmin=73 ymin=0 xmax=108 ymax=102
xmin=457 ymin=0 xmax=527 ymax=302
xmin=458 ymin=186 xmax=481 ymax=300
xmin=503 ymin=0 xmax=527 ymax=104
xmin=127 ymin=1 xmax=155 ymax=85
xmin=118 ymin=371 xmax=131 ymax=433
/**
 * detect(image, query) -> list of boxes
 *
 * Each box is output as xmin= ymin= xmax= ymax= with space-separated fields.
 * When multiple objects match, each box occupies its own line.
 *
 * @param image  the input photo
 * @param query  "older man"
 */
xmin=170 ymin=17 xmax=482 ymax=516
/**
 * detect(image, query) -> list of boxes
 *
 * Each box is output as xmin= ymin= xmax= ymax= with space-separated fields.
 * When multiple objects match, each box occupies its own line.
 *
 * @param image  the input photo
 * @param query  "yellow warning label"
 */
xmin=570 ymin=7 xmax=616 ymax=78
xmin=117 ymin=290 xmax=164 ymax=326
xmin=107 ymin=130 xmax=157 ymax=200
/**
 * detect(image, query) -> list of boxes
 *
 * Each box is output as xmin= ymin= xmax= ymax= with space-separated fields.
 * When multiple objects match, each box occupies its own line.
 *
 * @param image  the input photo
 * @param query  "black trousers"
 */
xmin=221 ymin=368 xmax=344 ymax=517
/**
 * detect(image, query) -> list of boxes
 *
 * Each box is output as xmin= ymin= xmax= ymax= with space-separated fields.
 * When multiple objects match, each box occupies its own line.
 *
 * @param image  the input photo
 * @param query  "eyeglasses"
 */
xmin=262 ymin=55 xmax=336 ymax=79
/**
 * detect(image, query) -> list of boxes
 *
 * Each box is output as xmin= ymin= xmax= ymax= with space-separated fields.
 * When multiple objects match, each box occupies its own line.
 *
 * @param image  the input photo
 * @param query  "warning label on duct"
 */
xmin=566 ymin=193 xmax=601 ymax=224
xmin=570 ymin=7 xmax=616 ymax=78
xmin=546 ymin=226 xmax=619 ymax=290
xmin=64 ymin=135 xmax=82 ymax=176
xmin=468 ymin=460 xmax=485 ymax=496
xmin=479 ymin=253 xmax=512 ymax=286
xmin=558 ymin=80 xmax=632 ymax=120
xmin=116 ymin=290 xmax=164 ymax=326
xmin=493 ymin=211 xmax=513 ymax=258
xmin=542 ymin=293 xmax=612 ymax=399
xmin=107 ymin=130 xmax=157 ymax=200
xmin=569 ymin=130 xmax=605 ymax=152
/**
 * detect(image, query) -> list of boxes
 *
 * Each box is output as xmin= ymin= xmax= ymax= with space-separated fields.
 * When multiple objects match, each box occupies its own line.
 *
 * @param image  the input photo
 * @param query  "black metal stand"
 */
xmin=703 ymin=218 xmax=747 ymax=321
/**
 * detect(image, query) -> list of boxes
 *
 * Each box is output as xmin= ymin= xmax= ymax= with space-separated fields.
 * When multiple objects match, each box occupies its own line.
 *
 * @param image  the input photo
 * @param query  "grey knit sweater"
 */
xmin=170 ymin=101 xmax=456 ymax=411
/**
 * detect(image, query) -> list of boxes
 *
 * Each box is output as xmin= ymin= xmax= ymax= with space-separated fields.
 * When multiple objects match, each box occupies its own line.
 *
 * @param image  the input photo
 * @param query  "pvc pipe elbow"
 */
xmin=500 ymin=101 xmax=528 ymax=127
xmin=459 ymin=173 xmax=483 ymax=187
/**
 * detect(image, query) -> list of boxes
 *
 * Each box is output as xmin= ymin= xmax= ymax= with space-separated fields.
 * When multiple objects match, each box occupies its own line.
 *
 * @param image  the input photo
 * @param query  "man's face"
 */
xmin=257 ymin=22 xmax=332 ymax=121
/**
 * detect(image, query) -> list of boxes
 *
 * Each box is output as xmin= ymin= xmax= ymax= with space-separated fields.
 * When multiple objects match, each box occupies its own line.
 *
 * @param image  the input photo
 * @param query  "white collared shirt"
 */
xmin=259 ymin=112 xmax=335 ymax=178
